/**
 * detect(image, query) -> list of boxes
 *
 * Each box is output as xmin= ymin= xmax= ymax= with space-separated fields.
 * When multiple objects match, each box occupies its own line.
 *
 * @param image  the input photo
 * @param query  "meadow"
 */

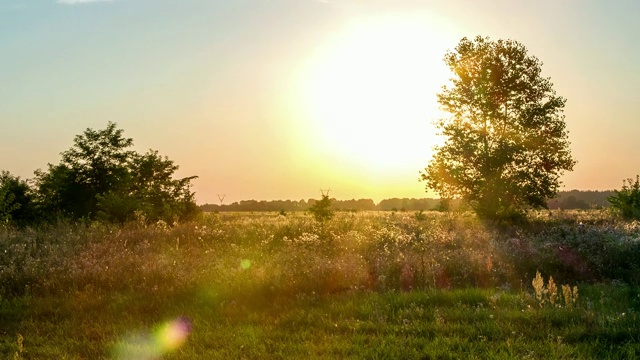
xmin=1 ymin=210 xmax=639 ymax=359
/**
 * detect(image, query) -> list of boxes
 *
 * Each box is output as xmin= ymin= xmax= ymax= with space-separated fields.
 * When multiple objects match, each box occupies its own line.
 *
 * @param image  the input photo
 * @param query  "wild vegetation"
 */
xmin=1 ymin=210 xmax=639 ymax=358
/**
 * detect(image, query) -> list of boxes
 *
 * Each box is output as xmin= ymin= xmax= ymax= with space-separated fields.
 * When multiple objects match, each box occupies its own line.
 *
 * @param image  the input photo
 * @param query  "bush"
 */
xmin=608 ymin=175 xmax=640 ymax=220
xmin=309 ymin=195 xmax=334 ymax=222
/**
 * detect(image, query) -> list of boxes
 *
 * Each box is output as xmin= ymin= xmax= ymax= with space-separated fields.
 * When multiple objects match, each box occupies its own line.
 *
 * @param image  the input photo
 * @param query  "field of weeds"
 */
xmin=1 ymin=210 xmax=639 ymax=358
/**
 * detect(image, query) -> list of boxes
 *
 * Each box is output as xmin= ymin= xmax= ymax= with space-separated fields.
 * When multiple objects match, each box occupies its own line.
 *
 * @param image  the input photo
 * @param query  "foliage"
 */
xmin=0 ymin=171 xmax=35 ymax=226
xmin=608 ymin=175 xmax=640 ymax=220
xmin=422 ymin=36 xmax=575 ymax=220
xmin=0 ymin=179 xmax=17 ymax=224
xmin=308 ymin=194 xmax=334 ymax=222
xmin=33 ymin=122 xmax=199 ymax=223
xmin=96 ymin=150 xmax=199 ymax=223
xmin=34 ymin=122 xmax=134 ymax=220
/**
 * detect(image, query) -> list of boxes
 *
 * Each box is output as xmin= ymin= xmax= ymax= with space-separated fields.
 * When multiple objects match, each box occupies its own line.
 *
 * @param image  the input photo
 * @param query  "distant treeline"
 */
xmin=547 ymin=190 xmax=614 ymax=210
xmin=199 ymin=198 xmax=438 ymax=212
xmin=200 ymin=190 xmax=615 ymax=212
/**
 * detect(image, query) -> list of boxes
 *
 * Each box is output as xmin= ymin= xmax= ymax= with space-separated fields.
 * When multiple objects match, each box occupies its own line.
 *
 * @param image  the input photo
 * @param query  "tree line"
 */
xmin=1 ymin=123 xmax=199 ymax=227
xmin=199 ymin=191 xmax=613 ymax=213
xmin=547 ymin=190 xmax=614 ymax=210
xmin=199 ymin=198 xmax=438 ymax=213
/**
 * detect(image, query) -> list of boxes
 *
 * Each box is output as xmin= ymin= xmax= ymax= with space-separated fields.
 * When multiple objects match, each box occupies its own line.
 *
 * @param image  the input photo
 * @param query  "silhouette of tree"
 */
xmin=35 ymin=122 xmax=133 ymax=219
xmin=34 ymin=122 xmax=198 ymax=223
xmin=421 ymin=36 xmax=575 ymax=220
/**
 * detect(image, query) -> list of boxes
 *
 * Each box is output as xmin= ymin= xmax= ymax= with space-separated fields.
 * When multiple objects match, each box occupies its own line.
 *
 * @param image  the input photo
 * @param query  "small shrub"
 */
xmin=414 ymin=210 xmax=427 ymax=221
xmin=309 ymin=195 xmax=334 ymax=222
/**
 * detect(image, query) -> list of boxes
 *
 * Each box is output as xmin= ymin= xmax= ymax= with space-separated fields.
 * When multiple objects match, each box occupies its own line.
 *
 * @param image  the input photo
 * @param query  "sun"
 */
xmin=295 ymin=12 xmax=453 ymax=175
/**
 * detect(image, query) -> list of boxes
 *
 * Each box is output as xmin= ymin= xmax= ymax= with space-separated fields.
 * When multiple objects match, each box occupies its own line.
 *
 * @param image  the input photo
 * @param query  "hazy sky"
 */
xmin=2 ymin=0 xmax=639 ymax=204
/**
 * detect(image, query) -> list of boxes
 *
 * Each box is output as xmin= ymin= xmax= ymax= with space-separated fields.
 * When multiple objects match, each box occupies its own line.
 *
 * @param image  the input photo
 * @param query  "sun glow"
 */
xmin=296 ymin=13 xmax=453 ymax=175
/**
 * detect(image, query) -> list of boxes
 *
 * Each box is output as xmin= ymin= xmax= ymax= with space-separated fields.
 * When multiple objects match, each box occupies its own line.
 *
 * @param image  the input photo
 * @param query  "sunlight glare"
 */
xmin=297 ymin=13 xmax=452 ymax=174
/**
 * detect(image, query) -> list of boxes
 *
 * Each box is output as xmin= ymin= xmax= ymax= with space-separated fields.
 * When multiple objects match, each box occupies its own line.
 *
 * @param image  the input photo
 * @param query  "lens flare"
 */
xmin=155 ymin=316 xmax=192 ymax=352
xmin=241 ymin=259 xmax=252 ymax=270
xmin=112 ymin=317 xmax=192 ymax=359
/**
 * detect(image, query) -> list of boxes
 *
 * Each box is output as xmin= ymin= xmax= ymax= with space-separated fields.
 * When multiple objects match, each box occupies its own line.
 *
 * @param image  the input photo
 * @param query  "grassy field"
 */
xmin=1 ymin=210 xmax=639 ymax=359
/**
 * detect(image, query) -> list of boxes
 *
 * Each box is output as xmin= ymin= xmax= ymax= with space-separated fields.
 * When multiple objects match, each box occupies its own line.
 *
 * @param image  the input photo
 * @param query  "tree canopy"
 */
xmin=421 ymin=36 xmax=576 ymax=220
xmin=32 ymin=122 xmax=199 ymax=223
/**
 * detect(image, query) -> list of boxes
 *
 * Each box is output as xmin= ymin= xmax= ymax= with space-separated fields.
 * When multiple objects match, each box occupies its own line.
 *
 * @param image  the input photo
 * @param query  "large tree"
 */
xmin=421 ymin=36 xmax=575 ymax=219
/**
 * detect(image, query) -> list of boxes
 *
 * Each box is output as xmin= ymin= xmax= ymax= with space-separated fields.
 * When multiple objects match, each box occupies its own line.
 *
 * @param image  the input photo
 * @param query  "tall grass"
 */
xmin=2 ymin=210 xmax=639 ymax=299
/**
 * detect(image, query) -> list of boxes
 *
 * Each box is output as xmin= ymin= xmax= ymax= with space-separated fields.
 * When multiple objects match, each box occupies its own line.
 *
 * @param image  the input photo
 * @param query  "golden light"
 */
xmin=295 ymin=12 xmax=453 ymax=176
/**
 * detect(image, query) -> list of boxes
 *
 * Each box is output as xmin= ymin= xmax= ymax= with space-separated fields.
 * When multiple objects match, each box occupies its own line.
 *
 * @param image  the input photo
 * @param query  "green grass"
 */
xmin=2 ymin=210 xmax=640 ymax=358
xmin=3 ymin=287 xmax=640 ymax=359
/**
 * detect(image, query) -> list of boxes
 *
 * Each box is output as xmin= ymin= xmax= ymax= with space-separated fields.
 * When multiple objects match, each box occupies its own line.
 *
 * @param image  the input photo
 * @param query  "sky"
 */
xmin=1 ymin=0 xmax=639 ymax=204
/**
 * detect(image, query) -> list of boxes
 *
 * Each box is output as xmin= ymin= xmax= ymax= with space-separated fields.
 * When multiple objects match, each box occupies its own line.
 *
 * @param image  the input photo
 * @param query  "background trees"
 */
xmin=422 ymin=36 xmax=575 ymax=220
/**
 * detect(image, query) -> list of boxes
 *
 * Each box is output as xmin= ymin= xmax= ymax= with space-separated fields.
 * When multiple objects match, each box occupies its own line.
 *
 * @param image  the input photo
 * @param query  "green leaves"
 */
xmin=422 ymin=36 xmax=575 ymax=220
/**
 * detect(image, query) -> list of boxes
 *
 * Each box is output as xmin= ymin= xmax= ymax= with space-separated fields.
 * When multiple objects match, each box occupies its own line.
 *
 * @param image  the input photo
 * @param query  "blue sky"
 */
xmin=2 ymin=0 xmax=640 ymax=203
